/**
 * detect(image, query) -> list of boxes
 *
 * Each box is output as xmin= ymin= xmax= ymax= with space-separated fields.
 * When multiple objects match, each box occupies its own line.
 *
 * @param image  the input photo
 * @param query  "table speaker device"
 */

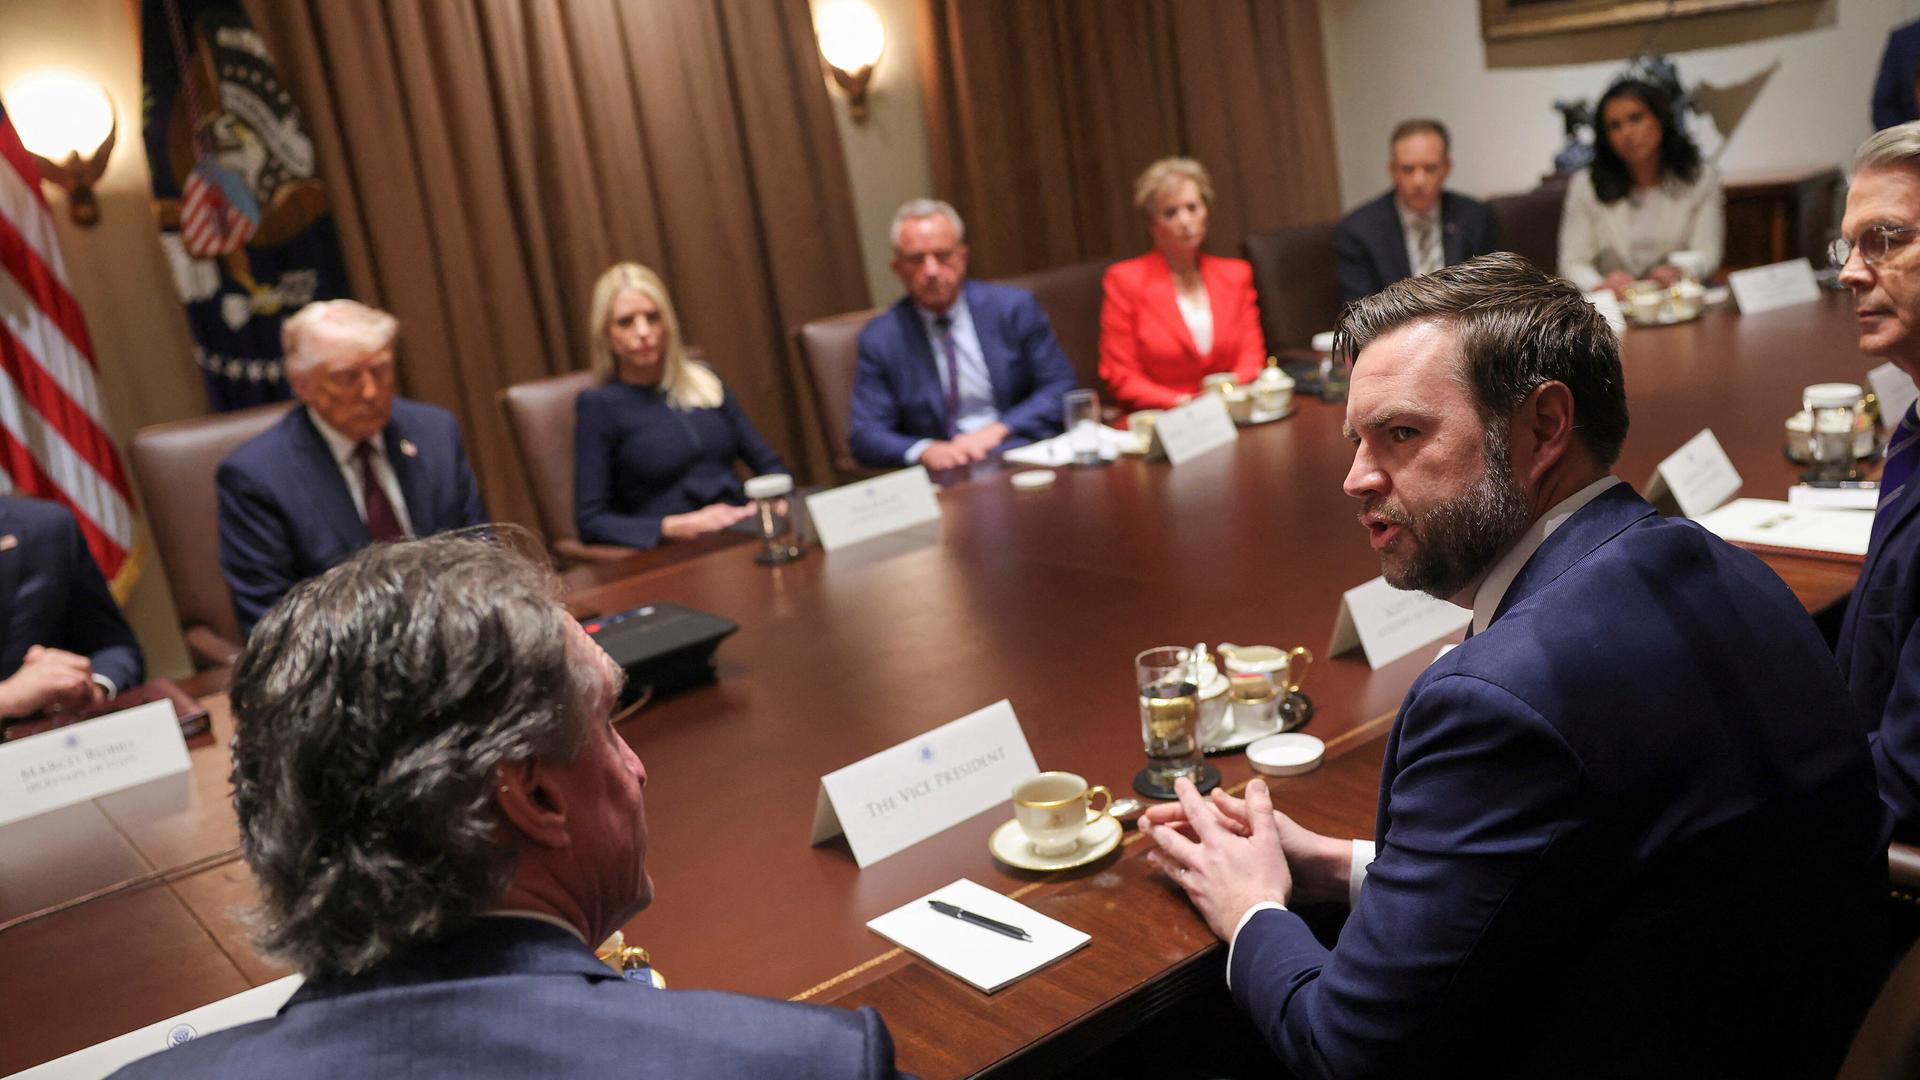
xmin=582 ymin=602 xmax=739 ymax=702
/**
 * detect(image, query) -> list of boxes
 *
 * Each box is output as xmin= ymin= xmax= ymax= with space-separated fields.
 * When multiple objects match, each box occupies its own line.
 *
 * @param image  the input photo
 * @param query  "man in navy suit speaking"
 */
xmin=1836 ymin=121 xmax=1920 ymax=841
xmin=1143 ymin=254 xmax=1885 ymax=1077
xmin=111 ymin=536 xmax=905 ymax=1079
xmin=216 ymin=299 xmax=486 ymax=636
xmin=848 ymin=199 xmax=1075 ymax=471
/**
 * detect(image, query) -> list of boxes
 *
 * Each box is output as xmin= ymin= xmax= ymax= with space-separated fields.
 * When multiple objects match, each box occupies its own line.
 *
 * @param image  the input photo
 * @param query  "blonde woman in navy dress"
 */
xmin=575 ymin=263 xmax=786 ymax=549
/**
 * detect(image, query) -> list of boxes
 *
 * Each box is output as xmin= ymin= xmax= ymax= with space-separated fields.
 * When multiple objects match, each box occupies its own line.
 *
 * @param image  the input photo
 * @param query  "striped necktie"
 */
xmin=934 ymin=315 xmax=961 ymax=439
xmin=1412 ymin=216 xmax=1442 ymax=275
xmin=1881 ymin=402 xmax=1920 ymax=511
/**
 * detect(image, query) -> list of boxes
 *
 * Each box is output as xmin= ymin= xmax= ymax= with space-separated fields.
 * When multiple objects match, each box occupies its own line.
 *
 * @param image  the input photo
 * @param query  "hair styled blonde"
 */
xmin=1131 ymin=157 xmax=1215 ymax=215
xmin=586 ymin=262 xmax=722 ymax=410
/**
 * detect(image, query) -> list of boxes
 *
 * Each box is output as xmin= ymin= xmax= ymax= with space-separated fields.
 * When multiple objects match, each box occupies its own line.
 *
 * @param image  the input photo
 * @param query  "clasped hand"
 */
xmin=0 ymin=645 xmax=101 ymax=719
xmin=1141 ymin=777 xmax=1352 ymax=941
xmin=920 ymin=423 xmax=1009 ymax=471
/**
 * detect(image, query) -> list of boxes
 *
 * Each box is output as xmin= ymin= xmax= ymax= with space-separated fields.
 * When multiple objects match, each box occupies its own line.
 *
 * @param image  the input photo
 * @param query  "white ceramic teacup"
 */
xmin=1012 ymin=772 xmax=1112 ymax=856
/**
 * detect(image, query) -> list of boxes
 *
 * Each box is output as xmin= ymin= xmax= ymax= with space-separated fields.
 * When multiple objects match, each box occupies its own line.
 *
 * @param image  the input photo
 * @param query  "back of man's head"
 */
xmin=229 ymin=534 xmax=589 ymax=979
xmin=1337 ymin=251 xmax=1629 ymax=465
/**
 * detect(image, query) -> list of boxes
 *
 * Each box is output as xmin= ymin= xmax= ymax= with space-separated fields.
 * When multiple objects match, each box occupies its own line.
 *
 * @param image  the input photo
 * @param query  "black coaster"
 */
xmin=1133 ymin=763 xmax=1222 ymax=800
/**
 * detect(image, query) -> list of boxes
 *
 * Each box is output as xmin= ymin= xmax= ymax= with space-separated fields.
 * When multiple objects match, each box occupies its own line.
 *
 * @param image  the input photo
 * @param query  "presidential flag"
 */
xmin=0 ymin=101 xmax=140 ymax=596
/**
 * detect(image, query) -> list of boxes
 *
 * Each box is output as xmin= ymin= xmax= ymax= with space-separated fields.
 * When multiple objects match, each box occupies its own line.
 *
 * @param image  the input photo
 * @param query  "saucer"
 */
xmin=989 ymin=813 xmax=1123 ymax=871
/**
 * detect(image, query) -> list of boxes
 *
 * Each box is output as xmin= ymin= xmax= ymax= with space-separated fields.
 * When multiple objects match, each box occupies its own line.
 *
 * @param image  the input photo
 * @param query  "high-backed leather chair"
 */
xmin=1488 ymin=182 xmax=1567 ymax=277
xmin=998 ymin=257 xmax=1116 ymax=394
xmin=1243 ymin=222 xmax=1344 ymax=356
xmin=496 ymin=370 xmax=631 ymax=567
xmin=128 ymin=401 xmax=294 ymax=669
xmin=794 ymin=309 xmax=884 ymax=480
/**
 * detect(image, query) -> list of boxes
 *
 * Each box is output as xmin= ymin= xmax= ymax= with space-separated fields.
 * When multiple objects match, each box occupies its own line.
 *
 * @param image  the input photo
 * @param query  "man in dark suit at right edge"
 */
xmin=1143 ymin=254 xmax=1886 ymax=1077
xmin=1333 ymin=119 xmax=1498 ymax=304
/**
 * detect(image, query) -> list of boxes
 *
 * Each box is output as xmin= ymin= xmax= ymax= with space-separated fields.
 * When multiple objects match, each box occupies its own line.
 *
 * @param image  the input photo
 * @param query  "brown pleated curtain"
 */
xmin=919 ymin=0 xmax=1342 ymax=277
xmin=242 ymin=0 xmax=868 ymax=533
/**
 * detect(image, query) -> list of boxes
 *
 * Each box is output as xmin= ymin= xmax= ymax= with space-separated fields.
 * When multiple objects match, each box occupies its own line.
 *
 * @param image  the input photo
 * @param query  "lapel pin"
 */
xmin=399 ymin=439 xmax=419 ymax=458
xmin=0 ymin=534 xmax=16 ymax=552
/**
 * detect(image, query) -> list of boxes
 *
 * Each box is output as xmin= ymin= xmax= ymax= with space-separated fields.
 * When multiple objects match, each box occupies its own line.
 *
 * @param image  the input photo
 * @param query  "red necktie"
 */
xmin=354 ymin=441 xmax=405 ymax=543
xmin=934 ymin=315 xmax=960 ymax=439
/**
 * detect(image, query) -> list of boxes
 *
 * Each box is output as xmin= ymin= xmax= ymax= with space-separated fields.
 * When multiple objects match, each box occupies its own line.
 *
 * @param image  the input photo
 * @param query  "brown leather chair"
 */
xmin=794 ymin=309 xmax=885 ymax=480
xmin=1243 ymin=221 xmax=1344 ymax=355
xmin=1487 ymin=182 xmax=1567 ymax=278
xmin=998 ymin=257 xmax=1116 ymax=394
xmin=497 ymin=369 xmax=650 ymax=567
xmin=128 ymin=401 xmax=294 ymax=670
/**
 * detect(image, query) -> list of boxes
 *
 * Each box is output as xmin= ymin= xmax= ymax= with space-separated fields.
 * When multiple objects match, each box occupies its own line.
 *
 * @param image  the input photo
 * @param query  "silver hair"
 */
xmin=890 ymin=198 xmax=965 ymax=249
xmin=1855 ymin=121 xmax=1920 ymax=175
xmin=282 ymin=299 xmax=400 ymax=379
xmin=228 ymin=532 xmax=614 ymax=979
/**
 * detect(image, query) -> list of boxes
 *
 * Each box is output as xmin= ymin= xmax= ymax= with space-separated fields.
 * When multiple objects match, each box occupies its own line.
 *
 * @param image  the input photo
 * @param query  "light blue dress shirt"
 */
xmin=904 ymin=294 xmax=1001 ymax=464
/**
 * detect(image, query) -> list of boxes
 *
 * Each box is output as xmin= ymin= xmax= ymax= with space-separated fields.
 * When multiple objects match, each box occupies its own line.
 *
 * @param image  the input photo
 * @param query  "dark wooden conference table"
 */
xmin=0 ymin=290 xmax=1879 ymax=1077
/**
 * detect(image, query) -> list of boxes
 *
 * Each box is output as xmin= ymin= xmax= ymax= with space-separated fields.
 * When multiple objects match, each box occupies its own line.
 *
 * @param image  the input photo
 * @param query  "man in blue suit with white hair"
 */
xmin=216 ymin=299 xmax=486 ymax=636
xmin=1143 ymin=254 xmax=1885 ymax=1078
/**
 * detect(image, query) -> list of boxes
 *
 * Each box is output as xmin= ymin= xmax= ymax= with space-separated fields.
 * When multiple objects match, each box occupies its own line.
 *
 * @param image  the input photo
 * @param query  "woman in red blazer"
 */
xmin=1099 ymin=157 xmax=1267 ymax=411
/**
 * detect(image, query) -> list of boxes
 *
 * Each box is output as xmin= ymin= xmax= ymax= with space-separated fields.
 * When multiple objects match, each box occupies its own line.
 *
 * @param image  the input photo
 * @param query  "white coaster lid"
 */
xmin=744 ymin=473 xmax=794 ymax=499
xmin=1010 ymin=469 xmax=1056 ymax=490
xmin=1247 ymin=733 xmax=1325 ymax=776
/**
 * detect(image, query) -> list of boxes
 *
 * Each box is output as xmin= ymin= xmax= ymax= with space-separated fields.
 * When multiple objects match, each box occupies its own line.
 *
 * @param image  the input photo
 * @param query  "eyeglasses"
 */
xmin=892 ymin=248 xmax=962 ymax=268
xmin=1829 ymin=224 xmax=1920 ymax=269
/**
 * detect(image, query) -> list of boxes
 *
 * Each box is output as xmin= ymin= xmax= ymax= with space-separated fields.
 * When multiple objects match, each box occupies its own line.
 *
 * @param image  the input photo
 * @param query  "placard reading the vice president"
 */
xmin=0 ymin=699 xmax=191 ymax=828
xmin=811 ymin=700 xmax=1039 ymax=868
xmin=1329 ymin=576 xmax=1471 ymax=669
xmin=805 ymin=466 xmax=942 ymax=551
xmin=1645 ymin=428 xmax=1742 ymax=518
xmin=1151 ymin=392 xmax=1238 ymax=465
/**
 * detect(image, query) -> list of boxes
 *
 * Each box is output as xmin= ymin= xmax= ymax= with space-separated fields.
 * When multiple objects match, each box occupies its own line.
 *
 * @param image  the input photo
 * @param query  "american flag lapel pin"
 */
xmin=0 ymin=534 xmax=16 ymax=552
xmin=399 ymin=439 xmax=419 ymax=458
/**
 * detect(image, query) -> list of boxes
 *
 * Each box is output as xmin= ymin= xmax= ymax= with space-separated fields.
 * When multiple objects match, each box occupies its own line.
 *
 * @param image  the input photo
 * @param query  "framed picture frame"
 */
xmin=1480 ymin=0 xmax=1810 ymax=41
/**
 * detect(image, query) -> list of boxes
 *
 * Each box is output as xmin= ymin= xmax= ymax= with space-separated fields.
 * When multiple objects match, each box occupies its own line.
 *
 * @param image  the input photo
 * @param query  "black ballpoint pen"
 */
xmin=928 ymin=900 xmax=1032 ymax=941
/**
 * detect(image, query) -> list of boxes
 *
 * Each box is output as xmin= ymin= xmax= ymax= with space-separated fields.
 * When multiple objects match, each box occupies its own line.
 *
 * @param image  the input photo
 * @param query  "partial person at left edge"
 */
xmin=0 ymin=495 xmax=142 ymax=720
xmin=216 ymin=299 xmax=487 ymax=637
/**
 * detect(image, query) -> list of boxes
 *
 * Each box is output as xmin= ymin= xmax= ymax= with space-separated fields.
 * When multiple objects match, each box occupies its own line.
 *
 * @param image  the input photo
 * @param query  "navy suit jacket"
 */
xmin=0 ymin=496 xmax=141 ymax=694
xmin=848 ymin=281 xmax=1076 ymax=467
xmin=217 ymin=399 xmax=486 ymax=636
xmin=1875 ymin=19 xmax=1920 ymax=129
xmin=1333 ymin=191 xmax=1499 ymax=304
xmin=1838 ymin=456 xmax=1920 ymax=838
xmin=1230 ymin=486 xmax=1885 ymax=1078
xmin=109 ymin=918 xmax=907 ymax=1079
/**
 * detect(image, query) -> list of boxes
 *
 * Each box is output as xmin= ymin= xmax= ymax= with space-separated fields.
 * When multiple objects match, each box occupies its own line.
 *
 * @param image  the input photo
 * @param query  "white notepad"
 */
xmin=1695 ymin=498 xmax=1873 ymax=557
xmin=866 ymin=878 xmax=1090 ymax=994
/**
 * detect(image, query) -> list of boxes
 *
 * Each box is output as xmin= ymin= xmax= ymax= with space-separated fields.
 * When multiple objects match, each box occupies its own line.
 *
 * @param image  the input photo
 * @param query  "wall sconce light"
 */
xmin=816 ymin=0 xmax=885 ymax=123
xmin=3 ymin=70 xmax=117 ymax=227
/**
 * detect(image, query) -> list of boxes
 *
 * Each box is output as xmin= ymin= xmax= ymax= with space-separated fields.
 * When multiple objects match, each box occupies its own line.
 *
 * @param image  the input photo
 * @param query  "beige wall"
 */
xmin=809 ymin=0 xmax=936 ymax=308
xmin=1320 ymin=0 xmax=1920 ymax=208
xmin=2 ymin=0 xmax=209 ymax=679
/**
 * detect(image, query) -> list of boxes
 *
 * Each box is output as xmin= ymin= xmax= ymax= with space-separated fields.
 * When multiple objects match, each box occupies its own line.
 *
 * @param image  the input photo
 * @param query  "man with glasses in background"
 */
xmin=216 ymin=299 xmax=487 ymax=636
xmin=847 ymin=199 xmax=1076 ymax=471
xmin=1834 ymin=121 xmax=1920 ymax=839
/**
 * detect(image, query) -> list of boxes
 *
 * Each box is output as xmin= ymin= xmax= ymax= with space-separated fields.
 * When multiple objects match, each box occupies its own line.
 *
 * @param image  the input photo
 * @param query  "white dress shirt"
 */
xmin=1226 ymin=475 xmax=1624 ymax=986
xmin=308 ymin=411 xmax=416 ymax=538
xmin=903 ymin=293 xmax=1001 ymax=464
xmin=1174 ymin=285 xmax=1214 ymax=356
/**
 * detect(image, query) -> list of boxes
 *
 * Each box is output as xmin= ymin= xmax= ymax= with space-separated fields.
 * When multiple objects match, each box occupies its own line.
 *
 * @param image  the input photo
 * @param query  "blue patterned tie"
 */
xmin=1881 ymin=403 xmax=1920 ymax=511
xmin=934 ymin=315 xmax=961 ymax=439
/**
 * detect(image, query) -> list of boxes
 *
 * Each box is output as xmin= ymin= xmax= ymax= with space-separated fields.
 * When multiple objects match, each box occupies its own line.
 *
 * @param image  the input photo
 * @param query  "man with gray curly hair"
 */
xmin=110 ymin=535 xmax=905 ymax=1079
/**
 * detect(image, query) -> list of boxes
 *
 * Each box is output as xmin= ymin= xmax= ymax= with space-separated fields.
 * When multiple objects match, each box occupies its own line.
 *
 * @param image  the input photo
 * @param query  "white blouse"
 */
xmin=1557 ymin=165 xmax=1725 ymax=291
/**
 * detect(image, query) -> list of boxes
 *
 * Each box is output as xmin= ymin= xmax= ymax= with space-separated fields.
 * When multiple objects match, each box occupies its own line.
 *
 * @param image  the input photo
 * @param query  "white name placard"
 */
xmin=811 ymin=699 xmax=1039 ymax=868
xmin=11 ymin=975 xmax=304 ymax=1079
xmin=1728 ymin=258 xmax=1820 ymax=314
xmin=805 ymin=466 xmax=942 ymax=551
xmin=1870 ymin=361 xmax=1920 ymax=428
xmin=1150 ymin=392 xmax=1238 ymax=466
xmin=0 ymin=699 xmax=191 ymax=828
xmin=1328 ymin=576 xmax=1472 ymax=669
xmin=1645 ymin=428 xmax=1742 ymax=518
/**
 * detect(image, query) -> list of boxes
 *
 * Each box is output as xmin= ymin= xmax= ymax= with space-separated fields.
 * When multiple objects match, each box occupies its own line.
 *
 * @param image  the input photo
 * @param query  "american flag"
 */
xmin=0 ymin=101 xmax=140 ymax=596
xmin=179 ymin=154 xmax=258 ymax=259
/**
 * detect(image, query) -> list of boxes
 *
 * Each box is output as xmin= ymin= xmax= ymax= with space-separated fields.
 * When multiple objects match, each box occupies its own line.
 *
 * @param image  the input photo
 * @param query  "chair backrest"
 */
xmin=497 ymin=369 xmax=599 ymax=548
xmin=1487 ymin=183 xmax=1566 ymax=276
xmin=128 ymin=401 xmax=295 ymax=664
xmin=1243 ymin=221 xmax=1343 ymax=352
xmin=996 ymin=257 xmax=1116 ymax=393
xmin=794 ymin=309 xmax=883 ymax=479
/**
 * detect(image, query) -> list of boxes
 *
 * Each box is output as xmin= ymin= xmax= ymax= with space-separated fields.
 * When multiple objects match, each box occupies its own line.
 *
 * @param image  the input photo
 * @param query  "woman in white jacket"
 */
xmin=1558 ymin=79 xmax=1723 ymax=297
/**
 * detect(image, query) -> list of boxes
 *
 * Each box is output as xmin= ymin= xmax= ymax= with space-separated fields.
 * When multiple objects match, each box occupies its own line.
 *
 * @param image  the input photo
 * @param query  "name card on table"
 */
xmin=11 ymin=975 xmax=304 ymax=1079
xmin=811 ymin=699 xmax=1039 ymax=868
xmin=1870 ymin=361 xmax=1920 ymax=428
xmin=1728 ymin=258 xmax=1820 ymax=314
xmin=1645 ymin=428 xmax=1742 ymax=518
xmin=805 ymin=466 xmax=942 ymax=551
xmin=1328 ymin=576 xmax=1471 ymax=670
xmin=1149 ymin=393 xmax=1238 ymax=466
xmin=0 ymin=699 xmax=190 ymax=828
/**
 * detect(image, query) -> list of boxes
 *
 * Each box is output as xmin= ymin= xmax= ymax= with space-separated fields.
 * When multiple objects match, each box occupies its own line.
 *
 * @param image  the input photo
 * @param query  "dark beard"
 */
xmin=1376 ymin=431 xmax=1534 ymax=600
